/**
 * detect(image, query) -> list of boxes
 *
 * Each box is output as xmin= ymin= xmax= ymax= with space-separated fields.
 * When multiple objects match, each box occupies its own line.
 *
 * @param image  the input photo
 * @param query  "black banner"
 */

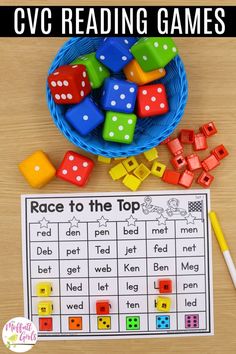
xmin=0 ymin=6 xmax=235 ymax=37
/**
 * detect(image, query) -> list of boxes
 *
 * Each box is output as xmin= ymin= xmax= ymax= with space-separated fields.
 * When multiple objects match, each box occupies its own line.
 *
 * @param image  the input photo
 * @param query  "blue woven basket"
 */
xmin=47 ymin=37 xmax=188 ymax=158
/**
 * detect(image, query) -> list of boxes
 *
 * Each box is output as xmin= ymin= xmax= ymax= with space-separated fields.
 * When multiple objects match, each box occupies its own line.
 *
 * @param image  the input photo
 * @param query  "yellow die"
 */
xmin=123 ymin=59 xmax=166 ymax=85
xmin=36 ymin=282 xmax=52 ymax=297
xmin=123 ymin=174 xmax=141 ymax=191
xmin=98 ymin=155 xmax=111 ymax=164
xmin=122 ymin=156 xmax=139 ymax=172
xmin=151 ymin=161 xmax=166 ymax=178
xmin=133 ymin=163 xmax=151 ymax=181
xmin=38 ymin=301 xmax=53 ymax=316
xmin=109 ymin=163 xmax=127 ymax=180
xmin=156 ymin=297 xmax=171 ymax=312
xmin=19 ymin=150 xmax=56 ymax=188
xmin=144 ymin=148 xmax=158 ymax=161
xmin=97 ymin=316 xmax=111 ymax=330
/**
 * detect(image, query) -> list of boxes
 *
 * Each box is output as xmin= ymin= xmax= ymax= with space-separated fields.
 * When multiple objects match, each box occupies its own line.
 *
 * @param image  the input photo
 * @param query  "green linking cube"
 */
xmin=71 ymin=52 xmax=110 ymax=88
xmin=131 ymin=37 xmax=178 ymax=72
xmin=103 ymin=111 xmax=137 ymax=144
xmin=126 ymin=316 xmax=140 ymax=330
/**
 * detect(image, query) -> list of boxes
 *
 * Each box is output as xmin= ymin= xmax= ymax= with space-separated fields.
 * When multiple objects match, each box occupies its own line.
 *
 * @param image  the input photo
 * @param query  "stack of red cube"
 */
xmin=160 ymin=121 xmax=229 ymax=188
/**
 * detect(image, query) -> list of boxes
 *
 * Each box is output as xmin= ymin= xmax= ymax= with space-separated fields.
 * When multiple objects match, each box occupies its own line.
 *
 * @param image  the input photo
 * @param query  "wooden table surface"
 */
xmin=0 ymin=1 xmax=236 ymax=353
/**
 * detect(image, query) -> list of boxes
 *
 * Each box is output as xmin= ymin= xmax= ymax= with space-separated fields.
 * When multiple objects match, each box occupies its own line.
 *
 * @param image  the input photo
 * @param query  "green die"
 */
xmin=126 ymin=316 xmax=140 ymax=330
xmin=71 ymin=52 xmax=110 ymax=88
xmin=131 ymin=37 xmax=178 ymax=72
xmin=103 ymin=111 xmax=137 ymax=144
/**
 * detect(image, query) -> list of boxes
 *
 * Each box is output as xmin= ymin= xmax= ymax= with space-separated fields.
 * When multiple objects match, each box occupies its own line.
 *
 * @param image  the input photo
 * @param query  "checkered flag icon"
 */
xmin=188 ymin=201 xmax=203 ymax=213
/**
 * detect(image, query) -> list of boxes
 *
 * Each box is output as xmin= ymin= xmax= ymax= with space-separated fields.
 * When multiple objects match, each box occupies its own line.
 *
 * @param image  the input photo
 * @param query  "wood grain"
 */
xmin=0 ymin=2 xmax=236 ymax=353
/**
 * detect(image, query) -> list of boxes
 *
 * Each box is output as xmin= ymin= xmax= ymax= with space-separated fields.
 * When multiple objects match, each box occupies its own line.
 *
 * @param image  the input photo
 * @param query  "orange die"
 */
xmin=123 ymin=59 xmax=166 ymax=86
xmin=19 ymin=150 xmax=56 ymax=188
xmin=69 ymin=317 xmax=82 ymax=330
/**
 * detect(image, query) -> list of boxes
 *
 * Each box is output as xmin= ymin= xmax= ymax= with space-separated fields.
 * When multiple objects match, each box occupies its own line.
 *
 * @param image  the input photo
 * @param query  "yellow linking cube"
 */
xmin=122 ymin=156 xmax=139 ymax=172
xmin=19 ymin=150 xmax=56 ymax=188
xmin=109 ymin=163 xmax=127 ymax=180
xmin=97 ymin=155 xmax=111 ymax=164
xmin=36 ymin=282 xmax=52 ymax=297
xmin=151 ymin=161 xmax=166 ymax=178
xmin=133 ymin=163 xmax=151 ymax=181
xmin=114 ymin=157 xmax=125 ymax=160
xmin=123 ymin=174 xmax=141 ymax=191
xmin=156 ymin=297 xmax=171 ymax=312
xmin=144 ymin=148 xmax=158 ymax=162
xmin=123 ymin=59 xmax=166 ymax=86
xmin=38 ymin=301 xmax=53 ymax=316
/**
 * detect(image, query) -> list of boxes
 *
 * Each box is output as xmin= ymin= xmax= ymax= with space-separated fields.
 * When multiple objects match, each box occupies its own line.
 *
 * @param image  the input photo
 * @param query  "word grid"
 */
xmin=22 ymin=191 xmax=213 ymax=340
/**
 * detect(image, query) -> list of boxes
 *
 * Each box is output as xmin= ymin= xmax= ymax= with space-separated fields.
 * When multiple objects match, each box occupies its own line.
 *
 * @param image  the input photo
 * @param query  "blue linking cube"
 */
xmin=65 ymin=97 xmax=104 ymax=136
xmin=96 ymin=37 xmax=134 ymax=73
xmin=101 ymin=78 xmax=137 ymax=113
xmin=156 ymin=315 xmax=170 ymax=329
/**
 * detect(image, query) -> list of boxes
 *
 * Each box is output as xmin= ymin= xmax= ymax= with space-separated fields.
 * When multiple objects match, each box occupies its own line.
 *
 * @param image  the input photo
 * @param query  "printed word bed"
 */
xmin=21 ymin=190 xmax=213 ymax=340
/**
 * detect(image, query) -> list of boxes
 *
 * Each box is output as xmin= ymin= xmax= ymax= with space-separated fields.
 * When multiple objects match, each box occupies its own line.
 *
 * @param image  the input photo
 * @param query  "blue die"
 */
xmin=65 ymin=97 xmax=104 ymax=136
xmin=101 ymin=78 xmax=137 ymax=113
xmin=156 ymin=315 xmax=170 ymax=330
xmin=114 ymin=37 xmax=138 ymax=49
xmin=96 ymin=37 xmax=134 ymax=73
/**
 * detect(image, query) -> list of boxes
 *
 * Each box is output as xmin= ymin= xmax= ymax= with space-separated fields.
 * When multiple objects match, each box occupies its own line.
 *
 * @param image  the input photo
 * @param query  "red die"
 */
xmin=200 ymin=121 xmax=217 ymax=137
xmin=171 ymin=154 xmax=187 ymax=170
xmin=137 ymin=83 xmax=169 ymax=118
xmin=162 ymin=169 xmax=180 ymax=185
xmin=167 ymin=138 xmax=183 ymax=156
xmin=57 ymin=151 xmax=94 ymax=187
xmin=197 ymin=171 xmax=214 ymax=188
xmin=39 ymin=317 xmax=53 ymax=331
xmin=96 ymin=300 xmax=110 ymax=315
xmin=211 ymin=144 xmax=229 ymax=161
xmin=193 ymin=133 xmax=208 ymax=151
xmin=186 ymin=153 xmax=202 ymax=171
xmin=179 ymin=170 xmax=194 ymax=188
xmin=202 ymin=154 xmax=220 ymax=172
xmin=48 ymin=64 xmax=91 ymax=104
xmin=179 ymin=129 xmax=195 ymax=144
xmin=159 ymin=279 xmax=172 ymax=294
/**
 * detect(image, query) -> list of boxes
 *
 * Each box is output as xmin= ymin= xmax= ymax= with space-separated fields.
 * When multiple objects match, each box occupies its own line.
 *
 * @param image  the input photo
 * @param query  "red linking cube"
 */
xmin=200 ymin=121 xmax=217 ymax=137
xmin=96 ymin=300 xmax=110 ymax=315
xmin=186 ymin=154 xmax=202 ymax=171
xmin=202 ymin=154 xmax=220 ymax=172
xmin=179 ymin=170 xmax=194 ymax=188
xmin=162 ymin=169 xmax=180 ymax=185
xmin=211 ymin=144 xmax=229 ymax=161
xmin=171 ymin=154 xmax=187 ymax=170
xmin=159 ymin=279 xmax=172 ymax=294
xmin=167 ymin=138 xmax=183 ymax=156
xmin=197 ymin=171 xmax=214 ymax=188
xmin=193 ymin=133 xmax=208 ymax=151
xmin=39 ymin=317 xmax=53 ymax=331
xmin=160 ymin=136 xmax=171 ymax=145
xmin=179 ymin=129 xmax=195 ymax=144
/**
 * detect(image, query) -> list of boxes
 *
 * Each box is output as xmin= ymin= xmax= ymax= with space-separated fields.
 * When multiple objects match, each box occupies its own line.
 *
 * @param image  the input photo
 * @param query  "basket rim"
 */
xmin=47 ymin=37 xmax=188 ymax=158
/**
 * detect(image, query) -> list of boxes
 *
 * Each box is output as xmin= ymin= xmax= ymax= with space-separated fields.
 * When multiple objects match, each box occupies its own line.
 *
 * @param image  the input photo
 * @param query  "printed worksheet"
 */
xmin=21 ymin=190 xmax=213 ymax=340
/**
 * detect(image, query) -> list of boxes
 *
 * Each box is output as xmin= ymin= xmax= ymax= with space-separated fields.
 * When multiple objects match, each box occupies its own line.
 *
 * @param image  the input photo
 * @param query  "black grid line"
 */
xmin=24 ymin=192 xmax=211 ymax=338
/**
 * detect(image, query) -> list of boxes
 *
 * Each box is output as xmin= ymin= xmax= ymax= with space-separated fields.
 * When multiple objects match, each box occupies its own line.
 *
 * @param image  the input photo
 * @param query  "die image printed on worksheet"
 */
xmin=21 ymin=190 xmax=213 ymax=340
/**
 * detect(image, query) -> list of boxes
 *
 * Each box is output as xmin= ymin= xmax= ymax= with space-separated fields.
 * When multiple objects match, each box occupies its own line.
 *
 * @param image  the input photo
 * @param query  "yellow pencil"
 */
xmin=209 ymin=211 xmax=236 ymax=288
